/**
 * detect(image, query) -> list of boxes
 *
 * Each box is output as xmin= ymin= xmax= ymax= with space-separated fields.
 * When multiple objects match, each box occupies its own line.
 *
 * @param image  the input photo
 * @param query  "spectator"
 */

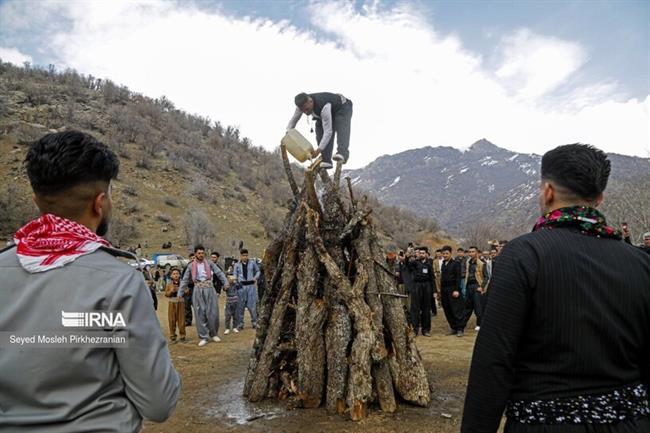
xmin=0 ymin=130 xmax=179 ymax=431
xmin=179 ymin=245 xmax=228 ymax=347
xmin=233 ymin=249 xmax=260 ymax=330
xmin=462 ymin=143 xmax=650 ymax=433
xmin=164 ymin=268 xmax=186 ymax=343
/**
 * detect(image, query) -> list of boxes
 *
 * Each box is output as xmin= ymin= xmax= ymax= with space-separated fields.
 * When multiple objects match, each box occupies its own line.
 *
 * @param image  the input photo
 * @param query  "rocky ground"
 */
xmin=144 ymin=295 xmax=505 ymax=433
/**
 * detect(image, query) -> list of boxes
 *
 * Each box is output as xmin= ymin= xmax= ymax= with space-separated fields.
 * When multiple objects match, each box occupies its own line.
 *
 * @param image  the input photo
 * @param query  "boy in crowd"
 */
xmin=164 ymin=268 xmax=186 ymax=343
xmin=224 ymin=275 xmax=240 ymax=335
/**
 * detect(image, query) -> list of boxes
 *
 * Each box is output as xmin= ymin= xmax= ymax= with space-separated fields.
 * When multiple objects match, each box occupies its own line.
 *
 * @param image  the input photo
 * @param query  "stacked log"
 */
xmin=243 ymin=148 xmax=430 ymax=420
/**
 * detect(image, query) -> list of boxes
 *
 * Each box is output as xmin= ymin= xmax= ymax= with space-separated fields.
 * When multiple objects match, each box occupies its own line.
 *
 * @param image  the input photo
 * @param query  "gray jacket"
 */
xmin=0 ymin=246 xmax=181 ymax=432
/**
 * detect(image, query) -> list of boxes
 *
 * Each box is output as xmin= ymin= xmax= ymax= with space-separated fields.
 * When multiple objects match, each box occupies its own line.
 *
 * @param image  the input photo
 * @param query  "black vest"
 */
xmin=310 ymin=92 xmax=343 ymax=118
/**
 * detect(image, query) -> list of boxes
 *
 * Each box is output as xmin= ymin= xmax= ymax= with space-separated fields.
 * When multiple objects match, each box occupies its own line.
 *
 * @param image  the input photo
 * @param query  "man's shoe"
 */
xmin=475 ymin=326 xmax=481 ymax=331
xmin=234 ymin=328 xmax=240 ymax=333
xmin=212 ymin=336 xmax=221 ymax=343
xmin=198 ymin=339 xmax=208 ymax=347
xmin=447 ymin=329 xmax=456 ymax=336
xmin=423 ymin=332 xmax=431 ymax=337
xmin=333 ymin=154 xmax=346 ymax=163
xmin=180 ymin=337 xmax=187 ymax=343
xmin=224 ymin=329 xmax=230 ymax=335
xmin=320 ymin=162 xmax=333 ymax=169
xmin=456 ymin=330 xmax=464 ymax=337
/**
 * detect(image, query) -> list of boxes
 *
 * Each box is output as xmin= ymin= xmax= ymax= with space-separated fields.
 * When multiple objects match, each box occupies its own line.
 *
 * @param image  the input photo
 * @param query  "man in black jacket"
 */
xmin=397 ymin=249 xmax=416 ymax=324
xmin=440 ymin=245 xmax=465 ymax=337
xmin=287 ymin=92 xmax=353 ymax=169
xmin=409 ymin=247 xmax=434 ymax=336
xmin=461 ymin=144 xmax=650 ymax=433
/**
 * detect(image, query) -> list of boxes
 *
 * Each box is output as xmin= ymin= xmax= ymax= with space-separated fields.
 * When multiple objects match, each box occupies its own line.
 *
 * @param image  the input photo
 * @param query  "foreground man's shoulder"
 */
xmin=0 ymin=243 xmax=18 ymax=266
xmin=78 ymin=246 xmax=141 ymax=275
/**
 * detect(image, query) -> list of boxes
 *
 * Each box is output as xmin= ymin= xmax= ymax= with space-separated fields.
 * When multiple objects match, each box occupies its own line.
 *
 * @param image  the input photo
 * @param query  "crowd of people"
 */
xmin=392 ymin=226 xmax=649 ymax=341
xmin=1 ymin=130 xmax=648 ymax=433
xmin=391 ymin=242 xmax=504 ymax=337
xmin=139 ymin=247 xmax=266 ymax=347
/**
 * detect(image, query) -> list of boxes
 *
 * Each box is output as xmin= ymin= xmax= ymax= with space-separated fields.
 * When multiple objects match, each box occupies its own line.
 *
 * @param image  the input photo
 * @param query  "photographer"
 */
xmin=0 ymin=131 xmax=180 ymax=432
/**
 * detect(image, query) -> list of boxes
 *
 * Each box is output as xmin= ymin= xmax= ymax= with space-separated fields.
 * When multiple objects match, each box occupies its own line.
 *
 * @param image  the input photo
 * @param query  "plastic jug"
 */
xmin=282 ymin=129 xmax=314 ymax=162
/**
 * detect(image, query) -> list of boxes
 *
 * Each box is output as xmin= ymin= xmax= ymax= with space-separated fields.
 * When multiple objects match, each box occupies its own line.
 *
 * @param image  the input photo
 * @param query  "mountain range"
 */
xmin=345 ymin=139 xmax=650 ymax=239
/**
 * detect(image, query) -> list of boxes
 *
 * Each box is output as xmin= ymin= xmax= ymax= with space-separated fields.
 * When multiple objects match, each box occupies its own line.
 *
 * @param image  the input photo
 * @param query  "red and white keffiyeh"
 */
xmin=13 ymin=213 xmax=111 ymax=273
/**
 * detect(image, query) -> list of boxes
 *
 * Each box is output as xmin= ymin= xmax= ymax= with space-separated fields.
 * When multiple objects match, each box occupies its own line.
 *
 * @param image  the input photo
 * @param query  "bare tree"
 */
xmin=460 ymin=221 xmax=508 ymax=250
xmin=184 ymin=209 xmax=216 ymax=248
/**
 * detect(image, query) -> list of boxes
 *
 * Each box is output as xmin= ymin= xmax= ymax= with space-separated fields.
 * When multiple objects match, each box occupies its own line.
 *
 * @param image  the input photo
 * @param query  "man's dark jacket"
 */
xmin=461 ymin=227 xmax=650 ymax=433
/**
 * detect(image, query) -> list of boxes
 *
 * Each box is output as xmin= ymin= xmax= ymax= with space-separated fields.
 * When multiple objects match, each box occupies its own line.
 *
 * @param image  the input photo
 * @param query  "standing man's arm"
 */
xmin=178 ymin=266 xmax=191 ymax=298
xmin=287 ymin=107 xmax=302 ymax=130
xmin=234 ymin=263 xmax=241 ymax=284
xmin=112 ymin=271 xmax=181 ymax=422
xmin=460 ymin=241 xmax=536 ymax=433
xmin=317 ymin=103 xmax=333 ymax=151
xmin=482 ymin=263 xmax=491 ymax=290
xmin=210 ymin=262 xmax=229 ymax=288
xmin=252 ymin=261 xmax=261 ymax=282
xmin=454 ymin=261 xmax=462 ymax=290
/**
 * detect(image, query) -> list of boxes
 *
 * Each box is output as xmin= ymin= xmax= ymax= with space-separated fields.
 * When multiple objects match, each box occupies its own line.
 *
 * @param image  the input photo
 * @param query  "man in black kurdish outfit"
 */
xmin=463 ymin=246 xmax=490 ymax=330
xmin=462 ymin=144 xmax=650 ymax=433
xmin=440 ymin=245 xmax=465 ymax=337
xmin=409 ymin=247 xmax=434 ymax=336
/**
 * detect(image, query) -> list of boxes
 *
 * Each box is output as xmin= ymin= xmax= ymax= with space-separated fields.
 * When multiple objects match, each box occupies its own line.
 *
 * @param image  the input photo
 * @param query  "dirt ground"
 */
xmin=144 ymin=294 xmax=502 ymax=433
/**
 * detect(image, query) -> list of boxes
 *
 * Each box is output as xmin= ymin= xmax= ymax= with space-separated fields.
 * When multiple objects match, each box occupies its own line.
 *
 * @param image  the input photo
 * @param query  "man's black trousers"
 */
xmin=441 ymin=285 xmax=467 ymax=331
xmin=464 ymin=283 xmax=486 ymax=327
xmin=410 ymin=281 xmax=432 ymax=334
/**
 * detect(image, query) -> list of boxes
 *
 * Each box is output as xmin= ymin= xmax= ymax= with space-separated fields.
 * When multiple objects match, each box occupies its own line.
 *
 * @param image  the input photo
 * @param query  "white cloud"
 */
xmin=0 ymin=46 xmax=32 ymax=65
xmin=495 ymin=28 xmax=588 ymax=101
xmin=0 ymin=0 xmax=648 ymax=166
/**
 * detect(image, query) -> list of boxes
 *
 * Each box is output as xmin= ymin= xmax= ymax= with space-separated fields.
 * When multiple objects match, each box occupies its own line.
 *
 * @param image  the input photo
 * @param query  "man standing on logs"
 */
xmin=287 ymin=92 xmax=353 ymax=169
xmin=410 ymin=247 xmax=435 ymax=337
xmin=234 ymin=249 xmax=260 ymax=330
xmin=179 ymin=245 xmax=229 ymax=347
xmin=440 ymin=245 xmax=465 ymax=337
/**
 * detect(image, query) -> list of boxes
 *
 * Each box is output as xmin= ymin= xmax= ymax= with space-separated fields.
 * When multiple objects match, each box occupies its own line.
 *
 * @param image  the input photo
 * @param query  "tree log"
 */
xmin=295 ymin=243 xmax=327 ymax=408
xmin=247 ymin=205 xmax=305 ymax=402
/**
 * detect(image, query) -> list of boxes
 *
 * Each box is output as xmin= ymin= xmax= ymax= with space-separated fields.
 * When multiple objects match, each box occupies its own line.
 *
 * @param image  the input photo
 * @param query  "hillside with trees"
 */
xmin=0 ymin=61 xmax=441 ymax=256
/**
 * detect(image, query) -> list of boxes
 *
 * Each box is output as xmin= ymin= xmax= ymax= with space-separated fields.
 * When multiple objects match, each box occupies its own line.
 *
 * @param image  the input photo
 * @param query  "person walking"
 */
xmin=440 ymin=245 xmax=465 ymax=336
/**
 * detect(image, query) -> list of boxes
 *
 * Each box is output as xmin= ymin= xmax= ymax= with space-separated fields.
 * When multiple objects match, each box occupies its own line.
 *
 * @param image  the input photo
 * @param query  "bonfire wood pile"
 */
xmin=243 ymin=148 xmax=431 ymax=420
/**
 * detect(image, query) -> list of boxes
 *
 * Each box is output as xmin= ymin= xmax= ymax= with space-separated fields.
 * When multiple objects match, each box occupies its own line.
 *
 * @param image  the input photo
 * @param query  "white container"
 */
xmin=282 ymin=129 xmax=314 ymax=163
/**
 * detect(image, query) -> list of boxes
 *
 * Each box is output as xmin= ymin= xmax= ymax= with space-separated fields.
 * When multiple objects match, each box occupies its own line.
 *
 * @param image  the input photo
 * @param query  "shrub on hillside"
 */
xmin=184 ymin=209 xmax=216 ymax=249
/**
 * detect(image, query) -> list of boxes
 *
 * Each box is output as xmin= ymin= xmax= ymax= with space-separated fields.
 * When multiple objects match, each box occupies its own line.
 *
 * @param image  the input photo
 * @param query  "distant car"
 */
xmin=156 ymin=254 xmax=190 ymax=271
xmin=127 ymin=257 xmax=155 ymax=269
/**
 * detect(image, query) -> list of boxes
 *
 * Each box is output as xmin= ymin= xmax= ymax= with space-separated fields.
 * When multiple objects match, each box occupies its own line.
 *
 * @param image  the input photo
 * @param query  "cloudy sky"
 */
xmin=1 ymin=0 xmax=648 ymax=168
